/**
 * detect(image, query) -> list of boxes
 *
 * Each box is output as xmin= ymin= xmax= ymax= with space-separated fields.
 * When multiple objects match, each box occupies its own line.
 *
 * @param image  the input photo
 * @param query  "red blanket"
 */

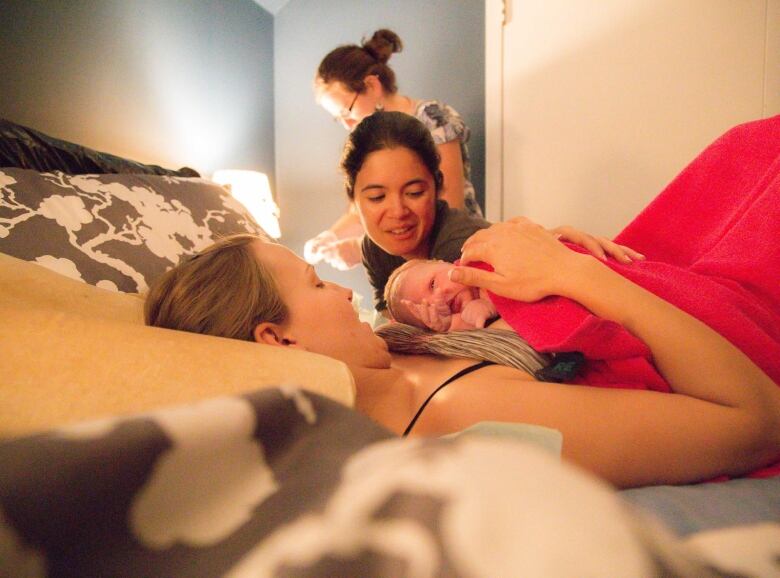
xmin=488 ymin=115 xmax=780 ymax=477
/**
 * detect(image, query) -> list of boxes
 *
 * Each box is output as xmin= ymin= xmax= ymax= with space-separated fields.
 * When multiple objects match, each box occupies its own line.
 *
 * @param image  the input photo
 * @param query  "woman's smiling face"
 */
xmin=354 ymin=146 xmax=438 ymax=260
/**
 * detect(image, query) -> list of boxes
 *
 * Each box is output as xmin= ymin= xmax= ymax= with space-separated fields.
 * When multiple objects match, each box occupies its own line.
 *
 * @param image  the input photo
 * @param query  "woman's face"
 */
xmin=354 ymin=146 xmax=438 ymax=260
xmin=319 ymin=81 xmax=379 ymax=131
xmin=251 ymin=241 xmax=391 ymax=368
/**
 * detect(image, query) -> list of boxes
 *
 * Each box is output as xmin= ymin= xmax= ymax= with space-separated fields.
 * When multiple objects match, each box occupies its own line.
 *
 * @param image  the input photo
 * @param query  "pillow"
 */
xmin=0 ymin=250 xmax=142 ymax=323
xmin=0 ymin=254 xmax=356 ymax=437
xmin=0 ymin=168 xmax=266 ymax=292
xmin=0 ymin=117 xmax=199 ymax=176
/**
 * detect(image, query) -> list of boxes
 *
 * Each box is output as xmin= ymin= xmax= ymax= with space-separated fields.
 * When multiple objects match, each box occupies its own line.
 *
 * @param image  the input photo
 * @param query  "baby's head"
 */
xmin=385 ymin=259 xmax=480 ymax=325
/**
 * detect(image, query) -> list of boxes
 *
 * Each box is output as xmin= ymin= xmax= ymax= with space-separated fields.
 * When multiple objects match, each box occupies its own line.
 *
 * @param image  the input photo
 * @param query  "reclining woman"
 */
xmin=145 ymin=115 xmax=780 ymax=489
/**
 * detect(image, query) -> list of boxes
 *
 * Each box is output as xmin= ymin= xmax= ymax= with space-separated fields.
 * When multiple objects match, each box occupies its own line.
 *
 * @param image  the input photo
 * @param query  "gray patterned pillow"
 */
xmin=0 ymin=168 xmax=266 ymax=293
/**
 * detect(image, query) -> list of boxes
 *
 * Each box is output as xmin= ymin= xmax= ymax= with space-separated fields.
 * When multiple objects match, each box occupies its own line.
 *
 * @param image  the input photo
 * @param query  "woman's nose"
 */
xmin=387 ymin=195 xmax=409 ymax=218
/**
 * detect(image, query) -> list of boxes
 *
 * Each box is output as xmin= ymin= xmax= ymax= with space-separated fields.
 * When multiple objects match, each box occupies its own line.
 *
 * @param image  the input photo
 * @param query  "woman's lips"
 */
xmin=385 ymin=224 xmax=415 ymax=240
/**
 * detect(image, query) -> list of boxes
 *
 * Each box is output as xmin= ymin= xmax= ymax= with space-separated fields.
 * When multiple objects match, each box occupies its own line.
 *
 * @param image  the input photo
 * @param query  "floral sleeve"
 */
xmin=416 ymin=101 xmax=470 ymax=146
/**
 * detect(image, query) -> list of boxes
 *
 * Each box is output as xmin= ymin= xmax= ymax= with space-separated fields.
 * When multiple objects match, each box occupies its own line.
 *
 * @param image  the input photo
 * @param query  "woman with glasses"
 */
xmin=304 ymin=29 xmax=483 ymax=272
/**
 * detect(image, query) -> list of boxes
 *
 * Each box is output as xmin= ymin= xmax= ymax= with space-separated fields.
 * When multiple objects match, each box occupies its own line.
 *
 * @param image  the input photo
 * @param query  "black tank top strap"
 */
xmin=402 ymin=360 xmax=496 ymax=437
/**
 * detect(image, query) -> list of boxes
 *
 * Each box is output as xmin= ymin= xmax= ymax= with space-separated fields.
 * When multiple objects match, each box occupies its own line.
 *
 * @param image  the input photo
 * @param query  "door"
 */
xmin=487 ymin=0 xmax=779 ymax=234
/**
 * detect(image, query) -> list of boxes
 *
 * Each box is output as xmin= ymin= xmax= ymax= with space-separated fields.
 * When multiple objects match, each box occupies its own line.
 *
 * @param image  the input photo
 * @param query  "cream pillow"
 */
xmin=0 ymin=251 xmax=143 ymax=323
xmin=0 ymin=254 xmax=356 ymax=437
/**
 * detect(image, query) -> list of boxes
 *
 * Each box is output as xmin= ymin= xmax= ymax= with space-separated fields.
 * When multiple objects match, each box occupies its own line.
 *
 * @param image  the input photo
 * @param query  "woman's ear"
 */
xmin=252 ymin=322 xmax=296 ymax=347
xmin=363 ymin=74 xmax=383 ymax=96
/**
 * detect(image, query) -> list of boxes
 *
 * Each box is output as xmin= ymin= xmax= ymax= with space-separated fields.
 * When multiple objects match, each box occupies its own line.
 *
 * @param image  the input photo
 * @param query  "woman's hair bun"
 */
xmin=362 ymin=29 xmax=403 ymax=63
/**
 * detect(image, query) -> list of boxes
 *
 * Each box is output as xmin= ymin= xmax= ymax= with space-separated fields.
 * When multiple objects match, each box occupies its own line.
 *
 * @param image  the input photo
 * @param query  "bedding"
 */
xmin=0 ymin=168 xmax=265 ymax=292
xmin=2 ymin=387 xmax=773 ymax=578
xmin=0 ymin=117 xmax=198 ymax=176
xmin=0 ymin=252 xmax=355 ymax=437
xmin=491 ymin=115 xmax=780 ymax=395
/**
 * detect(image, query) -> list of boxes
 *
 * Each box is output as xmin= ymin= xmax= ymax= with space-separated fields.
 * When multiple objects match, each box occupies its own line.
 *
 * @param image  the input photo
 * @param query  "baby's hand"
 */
xmin=402 ymin=295 xmax=452 ymax=332
xmin=459 ymin=298 xmax=497 ymax=329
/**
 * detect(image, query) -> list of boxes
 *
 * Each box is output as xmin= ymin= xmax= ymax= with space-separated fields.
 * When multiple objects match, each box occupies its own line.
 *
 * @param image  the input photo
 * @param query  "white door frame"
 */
xmin=484 ymin=0 xmax=506 ymax=222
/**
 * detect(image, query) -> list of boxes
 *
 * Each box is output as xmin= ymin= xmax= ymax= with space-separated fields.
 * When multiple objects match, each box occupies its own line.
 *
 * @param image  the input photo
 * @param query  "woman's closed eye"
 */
xmin=405 ymin=190 xmax=425 ymax=198
xmin=366 ymin=193 xmax=385 ymax=203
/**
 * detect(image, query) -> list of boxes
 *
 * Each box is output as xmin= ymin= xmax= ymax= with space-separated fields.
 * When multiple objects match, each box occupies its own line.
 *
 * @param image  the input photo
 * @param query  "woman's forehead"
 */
xmin=320 ymin=83 xmax=351 ymax=108
xmin=251 ymin=241 xmax=304 ymax=274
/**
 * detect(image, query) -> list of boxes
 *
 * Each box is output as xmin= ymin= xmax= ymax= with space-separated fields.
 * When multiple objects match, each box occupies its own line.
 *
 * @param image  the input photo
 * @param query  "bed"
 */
xmin=1 ymin=117 xmax=778 ymax=577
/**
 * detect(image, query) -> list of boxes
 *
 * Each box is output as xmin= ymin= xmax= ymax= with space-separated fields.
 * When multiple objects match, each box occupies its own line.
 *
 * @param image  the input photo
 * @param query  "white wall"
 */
xmin=495 ymin=0 xmax=780 ymax=236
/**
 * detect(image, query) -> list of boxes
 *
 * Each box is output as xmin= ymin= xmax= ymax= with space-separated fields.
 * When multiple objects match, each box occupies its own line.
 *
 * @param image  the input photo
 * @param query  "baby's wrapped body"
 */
xmin=384 ymin=259 xmax=498 ymax=331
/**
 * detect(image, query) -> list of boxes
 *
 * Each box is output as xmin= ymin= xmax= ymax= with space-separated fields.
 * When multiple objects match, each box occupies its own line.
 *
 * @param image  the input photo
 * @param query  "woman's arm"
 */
xmin=328 ymin=204 xmax=364 ymax=239
xmin=425 ymin=218 xmax=780 ymax=487
xmin=303 ymin=206 xmax=364 ymax=270
xmin=437 ymin=140 xmax=466 ymax=210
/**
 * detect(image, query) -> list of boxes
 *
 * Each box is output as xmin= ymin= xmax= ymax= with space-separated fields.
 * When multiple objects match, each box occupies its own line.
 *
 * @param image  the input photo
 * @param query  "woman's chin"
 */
xmin=375 ymin=231 xmax=421 ymax=257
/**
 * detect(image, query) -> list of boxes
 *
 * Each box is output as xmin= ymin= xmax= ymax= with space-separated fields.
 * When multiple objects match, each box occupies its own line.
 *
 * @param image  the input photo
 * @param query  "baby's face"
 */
xmin=399 ymin=261 xmax=480 ymax=314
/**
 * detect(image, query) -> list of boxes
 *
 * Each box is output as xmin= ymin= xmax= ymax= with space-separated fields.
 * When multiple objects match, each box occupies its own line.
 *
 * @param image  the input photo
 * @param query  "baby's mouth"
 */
xmin=449 ymin=290 xmax=472 ymax=314
xmin=449 ymin=293 xmax=464 ymax=314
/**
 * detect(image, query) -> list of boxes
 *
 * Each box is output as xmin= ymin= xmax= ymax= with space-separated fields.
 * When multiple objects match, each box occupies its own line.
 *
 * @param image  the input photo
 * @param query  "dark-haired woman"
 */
xmin=305 ymin=29 xmax=483 ymax=271
xmin=340 ymin=111 xmax=637 ymax=313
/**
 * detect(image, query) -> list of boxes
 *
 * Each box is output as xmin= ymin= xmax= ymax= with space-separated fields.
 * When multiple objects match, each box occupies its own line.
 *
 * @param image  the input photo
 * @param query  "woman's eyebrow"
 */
xmin=359 ymin=178 xmax=428 ymax=194
xmin=359 ymin=183 xmax=387 ymax=193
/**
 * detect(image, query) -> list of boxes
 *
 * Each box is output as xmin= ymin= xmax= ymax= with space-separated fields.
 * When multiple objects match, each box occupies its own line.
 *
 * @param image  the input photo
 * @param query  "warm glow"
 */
xmin=212 ymin=170 xmax=281 ymax=238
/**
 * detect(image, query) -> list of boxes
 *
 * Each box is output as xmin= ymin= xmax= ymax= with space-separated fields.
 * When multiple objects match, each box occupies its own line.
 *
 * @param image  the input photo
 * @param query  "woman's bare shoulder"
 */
xmin=391 ymin=351 xmax=535 ymax=417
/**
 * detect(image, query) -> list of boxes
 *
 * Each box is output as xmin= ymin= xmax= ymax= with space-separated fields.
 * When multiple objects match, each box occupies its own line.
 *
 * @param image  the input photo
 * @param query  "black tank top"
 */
xmin=402 ymin=360 xmax=496 ymax=437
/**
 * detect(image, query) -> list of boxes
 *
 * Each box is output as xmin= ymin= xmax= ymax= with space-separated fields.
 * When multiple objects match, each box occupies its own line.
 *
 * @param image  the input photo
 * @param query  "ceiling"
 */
xmin=253 ymin=0 xmax=289 ymax=15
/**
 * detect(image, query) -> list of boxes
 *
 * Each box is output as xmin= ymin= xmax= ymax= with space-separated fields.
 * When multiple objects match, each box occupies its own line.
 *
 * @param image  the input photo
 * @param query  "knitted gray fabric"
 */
xmin=375 ymin=323 xmax=550 ymax=376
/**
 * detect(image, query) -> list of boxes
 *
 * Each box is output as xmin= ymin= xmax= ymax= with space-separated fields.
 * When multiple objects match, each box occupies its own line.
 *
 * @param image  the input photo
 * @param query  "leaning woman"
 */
xmin=340 ymin=111 xmax=636 ymax=313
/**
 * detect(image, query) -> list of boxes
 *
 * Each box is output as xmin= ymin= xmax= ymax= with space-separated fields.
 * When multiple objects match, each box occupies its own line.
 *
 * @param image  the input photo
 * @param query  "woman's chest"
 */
xmin=391 ymin=353 xmax=533 ymax=409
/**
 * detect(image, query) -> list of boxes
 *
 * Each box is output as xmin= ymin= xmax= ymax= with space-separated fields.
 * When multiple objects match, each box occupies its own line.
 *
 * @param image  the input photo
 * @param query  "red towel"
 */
xmin=487 ymin=115 xmax=780 ymax=478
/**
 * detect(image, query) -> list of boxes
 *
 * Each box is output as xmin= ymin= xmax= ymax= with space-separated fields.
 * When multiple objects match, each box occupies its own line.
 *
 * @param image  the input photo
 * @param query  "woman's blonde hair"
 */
xmin=144 ymin=234 xmax=287 ymax=341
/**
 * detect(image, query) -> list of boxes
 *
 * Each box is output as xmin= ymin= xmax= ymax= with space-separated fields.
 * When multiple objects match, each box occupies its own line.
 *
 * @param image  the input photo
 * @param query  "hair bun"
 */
xmin=362 ymin=29 xmax=403 ymax=63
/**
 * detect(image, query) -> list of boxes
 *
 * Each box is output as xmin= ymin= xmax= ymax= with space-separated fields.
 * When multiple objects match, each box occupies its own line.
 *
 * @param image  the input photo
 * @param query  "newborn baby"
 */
xmin=384 ymin=259 xmax=498 ymax=331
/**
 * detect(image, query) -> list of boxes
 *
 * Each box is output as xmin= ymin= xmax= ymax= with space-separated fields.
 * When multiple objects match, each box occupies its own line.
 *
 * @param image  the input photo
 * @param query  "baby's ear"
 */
xmin=253 ymin=322 xmax=296 ymax=347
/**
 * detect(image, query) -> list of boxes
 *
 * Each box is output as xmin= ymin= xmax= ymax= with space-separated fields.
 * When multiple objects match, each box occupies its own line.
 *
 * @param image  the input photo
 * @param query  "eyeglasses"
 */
xmin=334 ymin=92 xmax=360 ymax=122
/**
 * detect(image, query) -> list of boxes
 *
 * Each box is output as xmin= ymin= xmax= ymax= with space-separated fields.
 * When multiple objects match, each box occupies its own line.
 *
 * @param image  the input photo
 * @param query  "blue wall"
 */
xmin=0 ymin=0 xmax=275 ymax=179
xmin=0 ymin=0 xmax=485 ymax=301
xmin=274 ymin=0 xmax=485 ymax=299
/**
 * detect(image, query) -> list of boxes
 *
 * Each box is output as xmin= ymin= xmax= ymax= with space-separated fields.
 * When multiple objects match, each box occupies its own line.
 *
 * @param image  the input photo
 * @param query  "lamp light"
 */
xmin=212 ymin=169 xmax=281 ymax=239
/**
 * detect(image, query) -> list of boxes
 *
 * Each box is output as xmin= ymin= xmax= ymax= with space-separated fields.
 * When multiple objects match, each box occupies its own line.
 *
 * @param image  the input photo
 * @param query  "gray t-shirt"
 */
xmin=362 ymin=200 xmax=490 ymax=311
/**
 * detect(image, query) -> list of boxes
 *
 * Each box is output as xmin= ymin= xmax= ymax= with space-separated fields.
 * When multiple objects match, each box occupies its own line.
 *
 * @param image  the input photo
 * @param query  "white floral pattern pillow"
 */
xmin=0 ymin=168 xmax=265 ymax=292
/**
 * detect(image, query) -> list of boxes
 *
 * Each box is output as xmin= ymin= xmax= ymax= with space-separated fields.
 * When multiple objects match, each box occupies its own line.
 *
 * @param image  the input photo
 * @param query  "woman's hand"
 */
xmin=450 ymin=217 xmax=586 ymax=302
xmin=304 ymin=232 xmax=363 ymax=271
xmin=549 ymin=225 xmax=644 ymax=263
xmin=303 ymin=230 xmax=338 ymax=265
